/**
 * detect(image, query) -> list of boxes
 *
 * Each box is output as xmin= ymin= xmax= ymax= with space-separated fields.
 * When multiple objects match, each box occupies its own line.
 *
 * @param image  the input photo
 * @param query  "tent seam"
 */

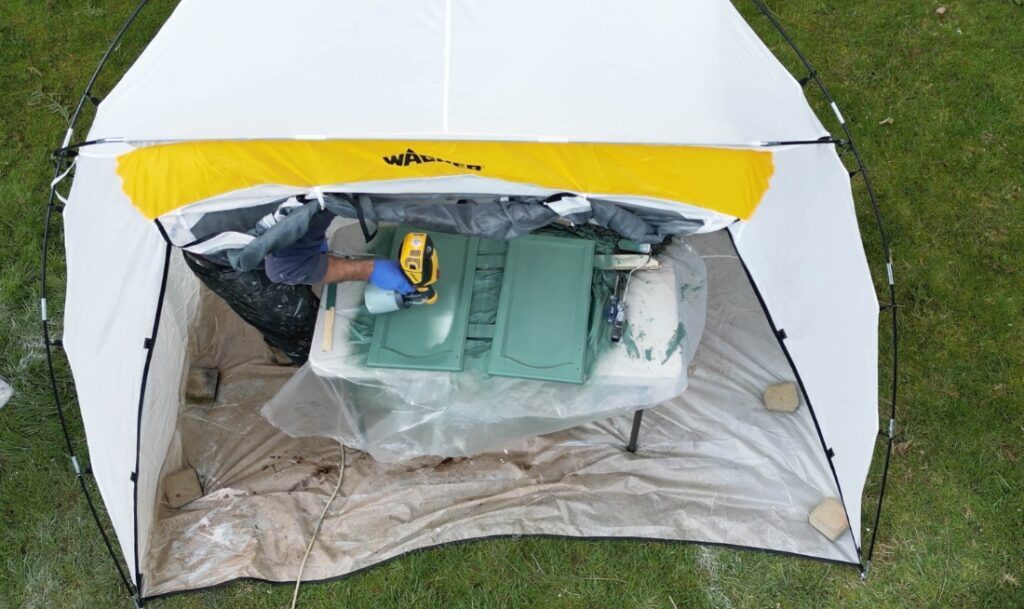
xmin=442 ymin=0 xmax=452 ymax=133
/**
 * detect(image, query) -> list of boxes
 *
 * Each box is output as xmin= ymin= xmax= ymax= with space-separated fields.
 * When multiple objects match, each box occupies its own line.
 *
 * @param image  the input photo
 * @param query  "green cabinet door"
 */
xmin=488 ymin=234 xmax=595 ymax=384
xmin=366 ymin=229 xmax=479 ymax=371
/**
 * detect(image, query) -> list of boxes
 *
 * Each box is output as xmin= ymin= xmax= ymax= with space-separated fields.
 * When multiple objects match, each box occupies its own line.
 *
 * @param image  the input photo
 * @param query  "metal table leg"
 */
xmin=626 ymin=409 xmax=644 ymax=453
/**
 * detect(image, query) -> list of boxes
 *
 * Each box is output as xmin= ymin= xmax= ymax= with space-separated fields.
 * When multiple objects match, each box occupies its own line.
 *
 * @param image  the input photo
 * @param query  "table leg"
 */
xmin=626 ymin=409 xmax=644 ymax=453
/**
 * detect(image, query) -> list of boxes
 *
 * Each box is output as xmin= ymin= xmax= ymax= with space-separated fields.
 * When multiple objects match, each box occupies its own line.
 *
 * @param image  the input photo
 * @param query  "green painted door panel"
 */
xmin=366 ymin=229 xmax=479 ymax=371
xmin=488 ymin=235 xmax=595 ymax=384
xmin=478 ymin=239 xmax=508 ymax=255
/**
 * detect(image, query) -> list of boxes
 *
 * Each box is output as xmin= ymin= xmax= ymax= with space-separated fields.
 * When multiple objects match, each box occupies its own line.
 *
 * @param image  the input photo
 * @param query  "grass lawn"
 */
xmin=1 ymin=1 xmax=1022 ymax=607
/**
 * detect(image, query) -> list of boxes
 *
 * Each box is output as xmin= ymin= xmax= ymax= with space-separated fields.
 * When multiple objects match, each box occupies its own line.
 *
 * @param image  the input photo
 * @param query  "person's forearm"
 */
xmin=321 ymin=257 xmax=375 ymax=284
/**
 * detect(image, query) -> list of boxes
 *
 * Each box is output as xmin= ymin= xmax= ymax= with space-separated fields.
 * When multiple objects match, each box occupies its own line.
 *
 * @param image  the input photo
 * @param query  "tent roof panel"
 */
xmin=90 ymin=0 xmax=825 ymax=145
xmin=92 ymin=0 xmax=449 ymax=141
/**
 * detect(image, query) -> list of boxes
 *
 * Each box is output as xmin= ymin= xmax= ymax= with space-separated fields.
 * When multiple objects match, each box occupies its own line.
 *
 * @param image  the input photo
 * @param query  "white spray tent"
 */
xmin=44 ymin=0 xmax=897 ymax=603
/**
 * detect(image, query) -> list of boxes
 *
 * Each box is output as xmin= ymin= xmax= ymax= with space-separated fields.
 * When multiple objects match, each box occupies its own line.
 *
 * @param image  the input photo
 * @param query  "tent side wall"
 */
xmin=134 ymin=251 xmax=200 ymax=591
xmin=63 ymin=146 xmax=175 ymax=583
xmin=731 ymin=144 xmax=879 ymax=548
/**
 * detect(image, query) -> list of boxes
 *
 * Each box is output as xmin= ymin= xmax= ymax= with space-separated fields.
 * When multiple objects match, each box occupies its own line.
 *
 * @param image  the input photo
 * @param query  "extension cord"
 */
xmin=290 ymin=442 xmax=346 ymax=609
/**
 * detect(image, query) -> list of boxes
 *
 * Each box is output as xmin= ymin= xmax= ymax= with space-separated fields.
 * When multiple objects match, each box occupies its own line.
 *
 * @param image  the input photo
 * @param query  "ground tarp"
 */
xmin=142 ymin=232 xmax=855 ymax=597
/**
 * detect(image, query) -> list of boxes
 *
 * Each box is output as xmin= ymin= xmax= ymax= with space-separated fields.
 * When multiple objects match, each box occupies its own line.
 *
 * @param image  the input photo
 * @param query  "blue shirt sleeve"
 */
xmin=264 ymin=211 xmax=334 ymax=285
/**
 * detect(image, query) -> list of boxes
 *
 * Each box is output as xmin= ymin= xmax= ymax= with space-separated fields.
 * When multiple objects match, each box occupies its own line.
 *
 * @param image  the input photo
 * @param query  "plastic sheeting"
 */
xmin=260 ymin=233 xmax=706 ymax=462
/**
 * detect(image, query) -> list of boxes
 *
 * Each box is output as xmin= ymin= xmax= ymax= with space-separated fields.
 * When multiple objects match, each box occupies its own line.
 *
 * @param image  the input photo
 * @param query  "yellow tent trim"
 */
xmin=116 ymin=140 xmax=774 ymax=220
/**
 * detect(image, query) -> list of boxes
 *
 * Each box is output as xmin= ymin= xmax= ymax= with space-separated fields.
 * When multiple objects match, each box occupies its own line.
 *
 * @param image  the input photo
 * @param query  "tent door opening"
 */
xmin=137 ymin=230 xmax=857 ymax=598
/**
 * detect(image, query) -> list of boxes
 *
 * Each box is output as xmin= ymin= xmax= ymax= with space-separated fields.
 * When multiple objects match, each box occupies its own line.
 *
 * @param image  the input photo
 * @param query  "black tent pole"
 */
xmin=42 ymin=181 xmax=135 ymax=596
xmin=65 ymin=0 xmax=151 ymax=145
xmin=42 ymin=0 xmax=152 ymax=603
xmin=749 ymin=0 xmax=899 ymax=579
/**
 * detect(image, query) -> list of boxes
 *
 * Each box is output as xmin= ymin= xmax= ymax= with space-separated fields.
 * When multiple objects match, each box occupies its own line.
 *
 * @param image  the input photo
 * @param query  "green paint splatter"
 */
xmin=662 ymin=323 xmax=686 ymax=364
xmin=678 ymin=282 xmax=705 ymax=302
xmin=621 ymin=331 xmax=641 ymax=359
xmin=644 ymin=347 xmax=653 ymax=361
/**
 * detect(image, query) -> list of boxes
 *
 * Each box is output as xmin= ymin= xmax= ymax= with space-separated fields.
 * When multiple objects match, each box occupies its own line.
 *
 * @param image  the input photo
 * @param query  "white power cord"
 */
xmin=620 ymin=252 xmax=654 ymax=304
xmin=290 ymin=442 xmax=346 ymax=609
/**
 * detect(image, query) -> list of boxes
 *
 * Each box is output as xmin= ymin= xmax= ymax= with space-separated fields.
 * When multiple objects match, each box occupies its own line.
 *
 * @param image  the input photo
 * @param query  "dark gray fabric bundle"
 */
xmin=223 ymin=193 xmax=704 ymax=272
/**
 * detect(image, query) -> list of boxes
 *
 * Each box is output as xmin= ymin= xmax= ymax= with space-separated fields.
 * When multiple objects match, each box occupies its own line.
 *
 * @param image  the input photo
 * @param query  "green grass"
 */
xmin=1 ymin=1 xmax=1022 ymax=607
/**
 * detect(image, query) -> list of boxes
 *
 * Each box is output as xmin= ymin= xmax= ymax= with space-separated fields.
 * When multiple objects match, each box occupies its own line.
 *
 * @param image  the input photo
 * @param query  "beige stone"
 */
xmin=185 ymin=367 xmax=219 ymax=402
xmin=763 ymin=382 xmax=800 ymax=413
xmin=164 ymin=467 xmax=203 ymax=509
xmin=809 ymin=497 xmax=849 ymax=541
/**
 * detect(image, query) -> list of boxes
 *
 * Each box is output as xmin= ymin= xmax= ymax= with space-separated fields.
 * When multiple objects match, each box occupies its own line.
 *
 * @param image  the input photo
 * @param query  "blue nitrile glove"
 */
xmin=370 ymin=259 xmax=416 ymax=295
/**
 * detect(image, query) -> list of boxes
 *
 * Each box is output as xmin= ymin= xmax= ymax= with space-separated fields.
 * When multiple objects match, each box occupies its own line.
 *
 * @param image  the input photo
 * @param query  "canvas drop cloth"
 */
xmin=143 ymin=232 xmax=855 ymax=596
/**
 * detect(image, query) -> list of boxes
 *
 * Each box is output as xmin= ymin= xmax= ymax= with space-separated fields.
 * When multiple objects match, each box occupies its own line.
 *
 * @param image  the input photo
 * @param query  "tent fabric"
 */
xmin=135 ymin=252 xmax=201 ymax=580
xmin=88 ymin=0 xmax=821 ymax=222
xmin=117 ymin=140 xmax=775 ymax=221
xmin=89 ymin=0 xmax=826 ymax=145
xmin=63 ymin=147 xmax=169 ymax=580
xmin=57 ymin=0 xmax=882 ymax=594
xmin=64 ymin=148 xmax=201 ymax=583
xmin=730 ymin=144 xmax=879 ymax=545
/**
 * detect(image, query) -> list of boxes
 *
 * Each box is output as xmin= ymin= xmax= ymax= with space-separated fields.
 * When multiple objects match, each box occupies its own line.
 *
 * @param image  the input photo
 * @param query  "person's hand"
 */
xmin=370 ymin=259 xmax=416 ymax=295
